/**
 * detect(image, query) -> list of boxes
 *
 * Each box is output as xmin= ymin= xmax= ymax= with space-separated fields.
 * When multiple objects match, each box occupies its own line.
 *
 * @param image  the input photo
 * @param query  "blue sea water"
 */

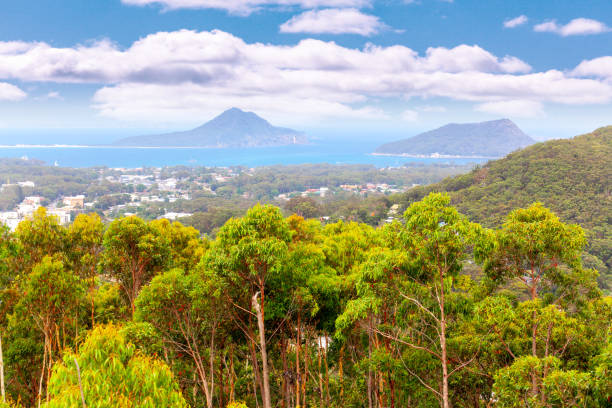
xmin=0 ymin=141 xmax=489 ymax=168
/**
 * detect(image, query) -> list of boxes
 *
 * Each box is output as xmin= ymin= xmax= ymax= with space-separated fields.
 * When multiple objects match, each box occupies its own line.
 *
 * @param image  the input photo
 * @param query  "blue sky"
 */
xmin=0 ymin=0 xmax=611 ymax=141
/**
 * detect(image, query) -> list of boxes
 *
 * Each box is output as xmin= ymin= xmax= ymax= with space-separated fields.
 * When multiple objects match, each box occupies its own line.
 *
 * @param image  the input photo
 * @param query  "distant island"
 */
xmin=114 ymin=108 xmax=308 ymax=148
xmin=374 ymin=119 xmax=535 ymax=158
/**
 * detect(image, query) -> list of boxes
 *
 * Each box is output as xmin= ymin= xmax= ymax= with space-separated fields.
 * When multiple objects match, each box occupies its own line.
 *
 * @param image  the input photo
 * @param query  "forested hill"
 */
xmin=375 ymin=118 xmax=534 ymax=157
xmin=397 ymin=125 xmax=612 ymax=287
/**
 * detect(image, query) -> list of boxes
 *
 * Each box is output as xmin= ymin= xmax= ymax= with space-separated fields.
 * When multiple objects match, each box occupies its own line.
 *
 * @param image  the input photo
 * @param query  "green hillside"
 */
xmin=398 ymin=126 xmax=612 ymax=288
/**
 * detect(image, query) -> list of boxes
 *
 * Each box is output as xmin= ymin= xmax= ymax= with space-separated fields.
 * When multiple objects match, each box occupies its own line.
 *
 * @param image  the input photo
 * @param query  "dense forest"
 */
xmin=397 ymin=126 xmax=612 ymax=290
xmin=0 ymin=193 xmax=610 ymax=407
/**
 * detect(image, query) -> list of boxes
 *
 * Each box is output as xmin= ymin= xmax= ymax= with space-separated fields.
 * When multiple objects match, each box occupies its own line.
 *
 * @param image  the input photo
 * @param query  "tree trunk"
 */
xmin=296 ymin=311 xmax=301 ymax=406
xmin=252 ymin=292 xmax=272 ymax=408
xmin=367 ymin=315 xmax=374 ymax=408
xmin=339 ymin=344 xmax=344 ymax=399
xmin=530 ymin=282 xmax=539 ymax=397
xmin=0 ymin=335 xmax=5 ymax=403
xmin=281 ymin=336 xmax=289 ymax=408
xmin=73 ymin=357 xmax=86 ymax=408
xmin=323 ymin=338 xmax=330 ymax=405
xmin=317 ymin=336 xmax=323 ymax=403
xmin=439 ymin=279 xmax=450 ymax=408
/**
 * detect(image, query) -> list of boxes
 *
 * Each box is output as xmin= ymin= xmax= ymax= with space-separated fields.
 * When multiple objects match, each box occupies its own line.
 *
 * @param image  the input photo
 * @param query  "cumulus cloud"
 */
xmin=92 ymin=83 xmax=388 ymax=123
xmin=280 ymin=8 xmax=386 ymax=36
xmin=121 ymin=0 xmax=371 ymax=15
xmin=475 ymin=100 xmax=544 ymax=118
xmin=0 ymin=30 xmax=610 ymax=123
xmin=0 ymin=82 xmax=26 ymax=101
xmin=504 ymin=15 xmax=528 ymax=28
xmin=534 ymin=18 xmax=610 ymax=36
xmin=572 ymin=56 xmax=612 ymax=79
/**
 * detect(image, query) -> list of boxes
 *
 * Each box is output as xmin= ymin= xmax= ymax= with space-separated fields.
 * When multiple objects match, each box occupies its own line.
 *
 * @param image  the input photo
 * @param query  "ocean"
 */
xmin=0 ymin=141 xmax=489 ymax=168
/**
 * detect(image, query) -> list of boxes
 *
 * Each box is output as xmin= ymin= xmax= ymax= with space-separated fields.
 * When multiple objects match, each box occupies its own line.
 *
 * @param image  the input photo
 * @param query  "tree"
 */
xmin=149 ymin=219 xmax=208 ymax=272
xmin=480 ymin=203 xmax=599 ymax=398
xmin=0 ymin=225 xmax=17 ymax=285
xmin=135 ymin=268 xmax=224 ymax=408
xmin=14 ymin=257 xmax=85 ymax=407
xmin=66 ymin=213 xmax=104 ymax=326
xmin=285 ymin=196 xmax=321 ymax=219
xmin=100 ymin=217 xmax=170 ymax=316
xmin=480 ymin=203 xmax=597 ymax=304
xmin=0 ymin=225 xmax=18 ymax=405
xmin=43 ymin=325 xmax=188 ymax=407
xmin=14 ymin=207 xmax=66 ymax=274
xmin=358 ymin=193 xmax=481 ymax=408
xmin=206 ymin=204 xmax=291 ymax=408
xmin=492 ymin=356 xmax=592 ymax=408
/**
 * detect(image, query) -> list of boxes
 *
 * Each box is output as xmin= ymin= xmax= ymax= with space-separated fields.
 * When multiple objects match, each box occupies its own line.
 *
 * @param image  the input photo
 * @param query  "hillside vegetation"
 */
xmin=398 ymin=126 xmax=612 ymax=287
xmin=1 ymin=198 xmax=610 ymax=408
xmin=375 ymin=118 xmax=534 ymax=157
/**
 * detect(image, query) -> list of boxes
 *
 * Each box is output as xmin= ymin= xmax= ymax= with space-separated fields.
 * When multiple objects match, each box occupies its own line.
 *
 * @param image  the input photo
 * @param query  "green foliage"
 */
xmin=0 ymin=192 xmax=609 ymax=407
xmin=492 ymin=356 xmax=593 ymax=407
xmin=18 ymin=257 xmax=85 ymax=330
xmin=149 ymin=218 xmax=208 ymax=272
xmin=44 ymin=325 xmax=188 ymax=407
xmin=100 ymin=216 xmax=170 ymax=314
xmin=93 ymin=282 xmax=128 ymax=323
xmin=14 ymin=207 xmax=66 ymax=273
xmin=399 ymin=127 xmax=612 ymax=289
xmin=481 ymin=203 xmax=599 ymax=303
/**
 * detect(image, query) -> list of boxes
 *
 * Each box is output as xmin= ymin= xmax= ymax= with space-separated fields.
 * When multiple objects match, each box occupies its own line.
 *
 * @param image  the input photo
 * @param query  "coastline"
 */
xmin=371 ymin=152 xmax=499 ymax=159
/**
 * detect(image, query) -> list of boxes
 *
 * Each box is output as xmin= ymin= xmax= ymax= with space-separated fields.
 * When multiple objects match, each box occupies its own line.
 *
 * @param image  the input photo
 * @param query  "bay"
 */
xmin=0 ymin=141 xmax=488 ymax=168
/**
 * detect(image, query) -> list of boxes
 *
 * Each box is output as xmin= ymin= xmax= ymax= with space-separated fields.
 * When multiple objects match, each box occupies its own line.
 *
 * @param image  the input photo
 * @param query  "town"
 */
xmin=1 ymin=161 xmax=456 ymax=232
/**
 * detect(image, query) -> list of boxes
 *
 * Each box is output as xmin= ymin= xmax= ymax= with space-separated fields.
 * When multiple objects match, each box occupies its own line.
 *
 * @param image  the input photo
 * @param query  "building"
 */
xmin=160 ymin=212 xmax=192 ymax=221
xmin=63 ymin=195 xmax=85 ymax=208
xmin=23 ymin=196 xmax=43 ymax=206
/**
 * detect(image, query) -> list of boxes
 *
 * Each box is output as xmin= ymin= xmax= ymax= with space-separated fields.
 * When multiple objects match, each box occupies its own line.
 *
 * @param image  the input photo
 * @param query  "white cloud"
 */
xmin=122 ymin=0 xmax=371 ymax=15
xmin=34 ymin=91 xmax=63 ymax=101
xmin=534 ymin=18 xmax=610 ymax=36
xmin=0 ymin=82 xmax=26 ymax=101
xmin=572 ymin=56 xmax=612 ymax=79
xmin=92 ymin=83 xmax=388 ymax=124
xmin=280 ymin=8 xmax=386 ymax=36
xmin=504 ymin=15 xmax=528 ymax=28
xmin=475 ymin=100 xmax=544 ymax=118
xmin=417 ymin=105 xmax=446 ymax=112
xmin=400 ymin=109 xmax=419 ymax=121
xmin=0 ymin=30 xmax=610 ymax=123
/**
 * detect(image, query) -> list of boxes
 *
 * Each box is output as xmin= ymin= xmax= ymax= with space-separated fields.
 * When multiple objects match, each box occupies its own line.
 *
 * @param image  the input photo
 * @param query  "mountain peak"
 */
xmin=375 ymin=118 xmax=534 ymax=158
xmin=114 ymin=108 xmax=307 ymax=148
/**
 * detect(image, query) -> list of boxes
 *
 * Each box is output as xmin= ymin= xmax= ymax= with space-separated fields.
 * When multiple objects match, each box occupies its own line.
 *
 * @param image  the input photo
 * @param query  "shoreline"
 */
xmin=371 ymin=152 xmax=499 ymax=159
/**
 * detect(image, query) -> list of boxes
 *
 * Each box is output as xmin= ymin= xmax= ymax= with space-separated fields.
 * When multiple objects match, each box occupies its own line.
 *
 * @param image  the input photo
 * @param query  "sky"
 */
xmin=0 ymin=0 xmax=611 ymax=142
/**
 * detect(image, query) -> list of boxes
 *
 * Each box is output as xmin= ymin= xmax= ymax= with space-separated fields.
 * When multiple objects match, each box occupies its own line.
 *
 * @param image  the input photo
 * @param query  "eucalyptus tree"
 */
xmin=135 ymin=267 xmax=225 ymax=408
xmin=66 ymin=213 xmax=104 ymax=326
xmin=100 ymin=216 xmax=170 ymax=316
xmin=13 ymin=257 xmax=85 ymax=407
xmin=149 ymin=219 xmax=208 ymax=272
xmin=14 ymin=207 xmax=66 ymax=274
xmin=205 ymin=204 xmax=292 ymax=408
xmin=43 ymin=325 xmax=188 ymax=407
xmin=479 ymin=203 xmax=600 ymax=399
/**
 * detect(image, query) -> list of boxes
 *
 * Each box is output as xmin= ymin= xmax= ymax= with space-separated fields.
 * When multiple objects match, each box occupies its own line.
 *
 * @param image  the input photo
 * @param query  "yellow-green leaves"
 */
xmin=44 ymin=325 xmax=188 ymax=408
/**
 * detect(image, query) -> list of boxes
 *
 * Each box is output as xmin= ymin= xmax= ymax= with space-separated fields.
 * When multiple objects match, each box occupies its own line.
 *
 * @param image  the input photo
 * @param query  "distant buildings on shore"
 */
xmin=0 ymin=192 xmax=81 ymax=231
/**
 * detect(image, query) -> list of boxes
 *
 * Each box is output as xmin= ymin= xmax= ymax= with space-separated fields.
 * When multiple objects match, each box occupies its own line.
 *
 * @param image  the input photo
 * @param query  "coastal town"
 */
xmin=0 ymin=162 xmax=440 ymax=232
